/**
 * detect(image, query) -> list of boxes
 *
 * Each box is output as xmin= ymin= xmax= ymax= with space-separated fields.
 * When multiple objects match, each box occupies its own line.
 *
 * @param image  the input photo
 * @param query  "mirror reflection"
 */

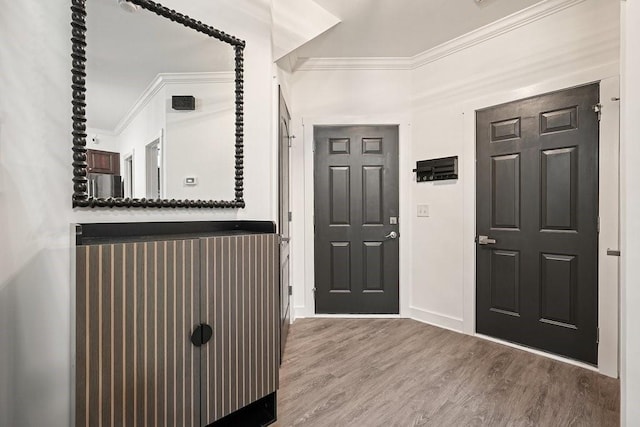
xmin=85 ymin=0 xmax=236 ymax=201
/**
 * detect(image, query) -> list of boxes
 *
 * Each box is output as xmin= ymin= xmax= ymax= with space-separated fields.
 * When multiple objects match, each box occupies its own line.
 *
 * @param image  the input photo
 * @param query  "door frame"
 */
xmin=461 ymin=72 xmax=620 ymax=377
xmin=277 ymin=86 xmax=291 ymax=357
xmin=144 ymin=130 xmax=165 ymax=199
xmin=122 ymin=150 xmax=135 ymax=199
xmin=300 ymin=115 xmax=412 ymax=318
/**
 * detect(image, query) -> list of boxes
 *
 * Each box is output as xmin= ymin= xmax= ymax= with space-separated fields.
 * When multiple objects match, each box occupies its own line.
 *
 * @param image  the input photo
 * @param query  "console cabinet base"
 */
xmin=75 ymin=225 xmax=279 ymax=427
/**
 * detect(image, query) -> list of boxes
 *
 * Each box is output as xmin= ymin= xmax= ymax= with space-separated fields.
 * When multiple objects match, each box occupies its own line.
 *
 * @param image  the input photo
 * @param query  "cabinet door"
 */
xmin=200 ymin=234 xmax=280 ymax=425
xmin=87 ymin=149 xmax=120 ymax=174
xmin=76 ymin=239 xmax=200 ymax=427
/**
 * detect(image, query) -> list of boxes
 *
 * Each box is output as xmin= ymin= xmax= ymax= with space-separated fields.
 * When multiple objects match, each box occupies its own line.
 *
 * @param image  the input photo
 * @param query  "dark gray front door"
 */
xmin=314 ymin=125 xmax=399 ymax=314
xmin=476 ymin=83 xmax=599 ymax=364
xmin=278 ymin=87 xmax=291 ymax=358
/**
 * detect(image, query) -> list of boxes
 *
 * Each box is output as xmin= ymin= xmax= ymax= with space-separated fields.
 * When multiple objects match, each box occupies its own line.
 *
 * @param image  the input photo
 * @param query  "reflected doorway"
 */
xmin=123 ymin=152 xmax=134 ymax=198
xmin=146 ymin=138 xmax=162 ymax=199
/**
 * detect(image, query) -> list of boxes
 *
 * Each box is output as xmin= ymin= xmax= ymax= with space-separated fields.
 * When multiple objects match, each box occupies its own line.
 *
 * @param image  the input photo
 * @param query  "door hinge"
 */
xmin=597 ymin=328 xmax=600 ymax=344
xmin=597 ymin=216 xmax=600 ymax=233
xmin=312 ymin=287 xmax=317 ymax=293
xmin=288 ymin=211 xmax=292 ymax=222
xmin=592 ymin=103 xmax=602 ymax=121
xmin=287 ymin=135 xmax=296 ymax=148
xmin=288 ymin=285 xmax=292 ymax=296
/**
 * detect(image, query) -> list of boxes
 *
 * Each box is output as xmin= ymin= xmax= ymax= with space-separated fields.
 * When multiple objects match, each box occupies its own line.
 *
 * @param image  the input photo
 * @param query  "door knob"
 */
xmin=477 ymin=235 xmax=496 ymax=245
xmin=385 ymin=231 xmax=399 ymax=239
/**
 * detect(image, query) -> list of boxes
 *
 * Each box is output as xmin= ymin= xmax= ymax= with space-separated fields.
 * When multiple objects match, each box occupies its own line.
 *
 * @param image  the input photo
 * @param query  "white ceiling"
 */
xmin=86 ymin=0 xmax=234 ymax=131
xmin=87 ymin=0 xmax=545 ymax=130
xmin=293 ymin=0 xmax=543 ymax=58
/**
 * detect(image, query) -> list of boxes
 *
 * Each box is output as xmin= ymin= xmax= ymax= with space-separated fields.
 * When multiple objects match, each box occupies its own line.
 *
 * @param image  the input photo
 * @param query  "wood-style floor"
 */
xmin=275 ymin=319 xmax=619 ymax=427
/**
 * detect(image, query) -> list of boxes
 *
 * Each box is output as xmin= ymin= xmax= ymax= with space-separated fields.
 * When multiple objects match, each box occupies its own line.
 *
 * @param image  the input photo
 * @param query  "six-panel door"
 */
xmin=314 ymin=125 xmax=400 ymax=314
xmin=476 ymin=84 xmax=599 ymax=364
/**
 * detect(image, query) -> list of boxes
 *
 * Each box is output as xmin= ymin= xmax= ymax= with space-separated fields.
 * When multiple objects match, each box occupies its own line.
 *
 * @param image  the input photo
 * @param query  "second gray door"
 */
xmin=476 ymin=83 xmax=599 ymax=364
xmin=314 ymin=125 xmax=399 ymax=314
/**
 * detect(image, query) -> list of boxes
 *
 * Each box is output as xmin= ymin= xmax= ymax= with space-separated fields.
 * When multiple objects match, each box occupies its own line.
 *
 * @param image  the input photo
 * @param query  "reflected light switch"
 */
xmin=417 ymin=204 xmax=430 ymax=217
xmin=184 ymin=176 xmax=198 ymax=186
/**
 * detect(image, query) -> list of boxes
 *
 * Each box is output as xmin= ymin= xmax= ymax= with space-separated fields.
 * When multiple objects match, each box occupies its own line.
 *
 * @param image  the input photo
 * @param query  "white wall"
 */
xmin=289 ymin=0 xmax=620 ymax=351
xmin=410 ymin=0 xmax=619 ymax=332
xmin=0 ymin=0 xmax=274 ymax=425
xmin=620 ymin=1 xmax=640 ymax=424
xmin=165 ymin=80 xmax=236 ymax=201
xmin=85 ymin=128 xmax=121 ymax=153
xmin=115 ymin=86 xmax=167 ymax=198
xmin=290 ymin=69 xmax=412 ymax=317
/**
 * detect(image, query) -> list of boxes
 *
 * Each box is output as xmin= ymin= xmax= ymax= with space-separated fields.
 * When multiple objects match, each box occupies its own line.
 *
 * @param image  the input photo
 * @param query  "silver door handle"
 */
xmin=385 ymin=231 xmax=399 ymax=240
xmin=477 ymin=235 xmax=496 ymax=245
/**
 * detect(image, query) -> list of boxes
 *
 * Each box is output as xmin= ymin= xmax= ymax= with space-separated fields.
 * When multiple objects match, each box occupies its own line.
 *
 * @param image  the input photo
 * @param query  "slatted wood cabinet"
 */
xmin=75 ymin=233 xmax=279 ymax=427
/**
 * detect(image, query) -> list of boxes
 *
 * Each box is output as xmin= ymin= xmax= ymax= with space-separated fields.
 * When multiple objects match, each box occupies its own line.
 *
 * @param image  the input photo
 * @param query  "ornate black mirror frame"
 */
xmin=70 ymin=0 xmax=245 ymax=208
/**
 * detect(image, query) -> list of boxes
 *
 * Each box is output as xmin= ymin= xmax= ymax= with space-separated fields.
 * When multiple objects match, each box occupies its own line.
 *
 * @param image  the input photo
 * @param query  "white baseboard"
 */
xmin=293 ymin=306 xmax=308 ymax=321
xmin=409 ymin=306 xmax=464 ymax=333
xmin=312 ymin=314 xmax=403 ymax=319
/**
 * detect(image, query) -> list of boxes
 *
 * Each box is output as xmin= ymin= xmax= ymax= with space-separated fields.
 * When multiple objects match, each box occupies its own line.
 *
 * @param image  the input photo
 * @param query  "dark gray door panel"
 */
xmin=476 ymin=83 xmax=599 ymax=364
xmin=314 ymin=126 xmax=399 ymax=314
xmin=278 ymin=87 xmax=291 ymax=358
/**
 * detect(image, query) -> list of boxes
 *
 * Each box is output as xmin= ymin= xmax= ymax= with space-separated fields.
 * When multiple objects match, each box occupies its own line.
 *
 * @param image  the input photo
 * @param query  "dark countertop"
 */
xmin=76 ymin=221 xmax=276 ymax=246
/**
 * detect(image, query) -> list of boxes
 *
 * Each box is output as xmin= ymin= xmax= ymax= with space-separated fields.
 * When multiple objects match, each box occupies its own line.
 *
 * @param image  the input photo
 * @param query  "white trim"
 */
xmin=122 ymin=149 xmax=135 ymax=199
xmin=114 ymin=71 xmax=235 ymax=134
xmin=410 ymin=306 xmax=464 ymax=333
xmin=300 ymin=115 xmax=412 ymax=319
xmin=412 ymin=0 xmax=586 ymax=69
xmin=295 ymin=57 xmax=412 ymax=71
xmin=461 ymin=70 xmax=620 ymax=378
xmin=293 ymin=306 xmax=307 ymax=320
xmin=312 ymin=314 xmax=402 ymax=319
xmin=412 ymin=59 xmax=620 ymax=109
xmin=292 ymin=0 xmax=586 ymax=72
xmin=597 ymin=76 xmax=621 ymax=379
xmin=144 ymin=130 xmax=165 ymax=199
xmin=475 ymin=334 xmax=599 ymax=373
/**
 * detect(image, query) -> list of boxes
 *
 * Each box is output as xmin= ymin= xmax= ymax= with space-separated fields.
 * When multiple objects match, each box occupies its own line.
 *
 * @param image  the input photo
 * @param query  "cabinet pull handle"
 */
xmin=191 ymin=323 xmax=213 ymax=347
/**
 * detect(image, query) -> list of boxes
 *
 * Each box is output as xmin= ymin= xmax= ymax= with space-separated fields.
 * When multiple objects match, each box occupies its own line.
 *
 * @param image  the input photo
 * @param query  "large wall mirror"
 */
xmin=71 ymin=0 xmax=245 ymax=208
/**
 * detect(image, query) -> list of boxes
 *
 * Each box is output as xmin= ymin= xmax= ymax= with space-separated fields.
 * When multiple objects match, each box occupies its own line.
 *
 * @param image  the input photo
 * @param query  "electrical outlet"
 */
xmin=417 ymin=204 xmax=430 ymax=217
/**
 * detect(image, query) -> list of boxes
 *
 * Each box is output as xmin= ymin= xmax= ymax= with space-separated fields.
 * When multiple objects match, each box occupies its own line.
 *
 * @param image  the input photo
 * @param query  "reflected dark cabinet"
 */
xmin=75 ymin=232 xmax=279 ymax=427
xmin=87 ymin=149 xmax=120 ymax=175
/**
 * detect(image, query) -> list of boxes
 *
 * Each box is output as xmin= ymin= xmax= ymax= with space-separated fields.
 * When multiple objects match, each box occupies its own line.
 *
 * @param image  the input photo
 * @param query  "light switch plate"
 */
xmin=417 ymin=204 xmax=430 ymax=217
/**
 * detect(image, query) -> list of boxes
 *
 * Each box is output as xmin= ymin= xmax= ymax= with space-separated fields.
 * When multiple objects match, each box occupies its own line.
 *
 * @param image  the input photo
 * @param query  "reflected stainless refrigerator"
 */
xmin=87 ymin=173 xmax=123 ymax=198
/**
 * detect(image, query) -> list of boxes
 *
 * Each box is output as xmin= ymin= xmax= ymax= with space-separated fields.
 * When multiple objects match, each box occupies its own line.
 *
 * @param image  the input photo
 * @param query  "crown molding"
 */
xmin=411 ymin=0 xmax=586 ymax=69
xmin=114 ymin=71 xmax=235 ymax=134
xmin=293 ymin=0 xmax=586 ymax=72
xmin=295 ymin=57 xmax=412 ymax=71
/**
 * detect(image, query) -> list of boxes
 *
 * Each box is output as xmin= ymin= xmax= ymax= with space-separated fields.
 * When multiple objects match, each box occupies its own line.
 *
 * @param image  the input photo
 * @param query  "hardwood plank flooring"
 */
xmin=275 ymin=319 xmax=619 ymax=427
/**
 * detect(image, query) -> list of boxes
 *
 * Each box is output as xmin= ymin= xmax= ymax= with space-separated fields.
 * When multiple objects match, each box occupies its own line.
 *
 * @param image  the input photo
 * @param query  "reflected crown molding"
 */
xmin=114 ymin=71 xmax=235 ymax=135
xmin=293 ymin=0 xmax=586 ymax=71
